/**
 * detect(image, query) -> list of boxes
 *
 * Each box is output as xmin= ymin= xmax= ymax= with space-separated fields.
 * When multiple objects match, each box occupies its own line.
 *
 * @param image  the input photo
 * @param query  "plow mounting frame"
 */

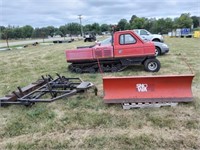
xmin=0 ymin=74 xmax=97 ymax=107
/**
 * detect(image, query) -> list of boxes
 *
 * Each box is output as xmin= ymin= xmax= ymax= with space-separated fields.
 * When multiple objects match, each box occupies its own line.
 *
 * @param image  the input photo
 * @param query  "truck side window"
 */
xmin=140 ymin=30 xmax=148 ymax=35
xmin=120 ymin=34 xmax=136 ymax=45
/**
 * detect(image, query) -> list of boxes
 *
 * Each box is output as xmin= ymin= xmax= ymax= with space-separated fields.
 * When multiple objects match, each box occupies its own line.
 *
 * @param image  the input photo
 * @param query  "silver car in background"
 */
xmin=153 ymin=41 xmax=169 ymax=56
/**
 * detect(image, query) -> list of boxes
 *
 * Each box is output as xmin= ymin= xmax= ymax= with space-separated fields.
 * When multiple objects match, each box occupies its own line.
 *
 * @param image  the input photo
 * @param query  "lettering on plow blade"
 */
xmin=136 ymin=84 xmax=154 ymax=92
xmin=136 ymin=84 xmax=148 ymax=92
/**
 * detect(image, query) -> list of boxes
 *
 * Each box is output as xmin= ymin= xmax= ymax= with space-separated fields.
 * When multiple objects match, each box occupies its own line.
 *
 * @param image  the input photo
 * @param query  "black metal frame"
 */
xmin=0 ymin=74 xmax=97 ymax=107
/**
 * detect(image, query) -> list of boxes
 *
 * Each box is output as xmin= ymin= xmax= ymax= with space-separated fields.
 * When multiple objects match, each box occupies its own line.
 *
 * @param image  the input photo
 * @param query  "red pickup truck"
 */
xmin=65 ymin=30 xmax=160 ymax=73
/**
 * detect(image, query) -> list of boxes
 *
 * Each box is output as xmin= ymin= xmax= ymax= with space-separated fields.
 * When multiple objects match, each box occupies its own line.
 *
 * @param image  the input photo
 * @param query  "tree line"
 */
xmin=0 ymin=13 xmax=199 ymax=41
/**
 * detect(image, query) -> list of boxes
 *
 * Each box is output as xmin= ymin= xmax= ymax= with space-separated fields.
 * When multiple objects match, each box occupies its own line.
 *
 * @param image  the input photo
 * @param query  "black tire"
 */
xmin=111 ymin=66 xmax=118 ymax=72
xmin=68 ymin=64 xmax=73 ymax=70
xmin=68 ymin=65 xmax=76 ymax=72
xmin=116 ymin=63 xmax=122 ymax=69
xmin=25 ymin=102 xmax=35 ymax=107
xmin=75 ymin=68 xmax=82 ymax=73
xmin=144 ymin=58 xmax=160 ymax=72
xmin=89 ymin=68 xmax=96 ymax=73
xmin=155 ymin=46 xmax=161 ymax=56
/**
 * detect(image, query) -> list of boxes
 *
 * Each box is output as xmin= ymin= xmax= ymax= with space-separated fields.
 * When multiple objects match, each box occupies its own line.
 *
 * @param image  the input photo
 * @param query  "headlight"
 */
xmin=162 ymin=43 xmax=168 ymax=48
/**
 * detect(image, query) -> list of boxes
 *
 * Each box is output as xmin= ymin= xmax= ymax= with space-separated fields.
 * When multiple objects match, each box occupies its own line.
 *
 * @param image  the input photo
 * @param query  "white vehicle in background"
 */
xmin=133 ymin=31 xmax=169 ymax=56
xmin=133 ymin=29 xmax=164 ymax=42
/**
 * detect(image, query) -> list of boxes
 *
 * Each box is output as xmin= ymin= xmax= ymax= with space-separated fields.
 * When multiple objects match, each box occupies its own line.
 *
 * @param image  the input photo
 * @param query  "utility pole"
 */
xmin=78 ymin=15 xmax=84 ymax=37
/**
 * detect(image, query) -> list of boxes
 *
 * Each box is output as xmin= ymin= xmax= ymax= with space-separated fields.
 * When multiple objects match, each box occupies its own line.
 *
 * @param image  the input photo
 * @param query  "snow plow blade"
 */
xmin=103 ymin=74 xmax=194 ymax=103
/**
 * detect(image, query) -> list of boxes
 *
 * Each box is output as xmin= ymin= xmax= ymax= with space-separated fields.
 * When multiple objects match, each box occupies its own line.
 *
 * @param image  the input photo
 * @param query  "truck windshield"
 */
xmin=140 ymin=30 xmax=151 ymax=35
xmin=100 ymin=37 xmax=112 ymax=46
xmin=133 ymin=31 xmax=150 ymax=42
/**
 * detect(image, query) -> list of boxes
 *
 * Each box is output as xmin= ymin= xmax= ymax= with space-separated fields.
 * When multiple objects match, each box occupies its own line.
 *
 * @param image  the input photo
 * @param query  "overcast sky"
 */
xmin=0 ymin=0 xmax=200 ymax=27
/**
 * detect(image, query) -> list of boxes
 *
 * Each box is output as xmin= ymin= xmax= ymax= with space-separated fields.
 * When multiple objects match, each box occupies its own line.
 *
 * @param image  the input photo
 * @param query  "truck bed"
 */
xmin=66 ymin=46 xmax=114 ymax=62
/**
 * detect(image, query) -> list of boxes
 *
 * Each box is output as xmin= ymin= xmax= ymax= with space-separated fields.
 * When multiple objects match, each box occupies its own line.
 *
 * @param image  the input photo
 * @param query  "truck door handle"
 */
xmin=118 ymin=50 xmax=123 ymax=54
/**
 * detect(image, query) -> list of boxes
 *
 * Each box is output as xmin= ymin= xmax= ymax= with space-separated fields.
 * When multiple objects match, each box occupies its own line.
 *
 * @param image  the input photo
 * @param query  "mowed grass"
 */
xmin=0 ymin=37 xmax=200 ymax=149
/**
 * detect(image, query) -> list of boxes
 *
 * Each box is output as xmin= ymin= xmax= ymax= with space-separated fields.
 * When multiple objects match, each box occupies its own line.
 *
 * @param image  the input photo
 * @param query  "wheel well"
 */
xmin=142 ymin=56 xmax=156 ymax=64
xmin=155 ymin=46 xmax=161 ymax=52
xmin=155 ymin=46 xmax=160 ymax=49
xmin=152 ymin=38 xmax=160 ymax=42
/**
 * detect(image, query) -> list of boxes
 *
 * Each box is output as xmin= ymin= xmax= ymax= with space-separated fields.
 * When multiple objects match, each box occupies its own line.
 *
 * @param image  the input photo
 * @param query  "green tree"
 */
xmin=67 ymin=23 xmax=81 ymax=35
xmin=46 ymin=26 xmax=57 ymax=37
xmin=117 ymin=19 xmax=128 ymax=30
xmin=129 ymin=15 xmax=137 ymax=23
xmin=84 ymin=24 xmax=92 ymax=32
xmin=59 ymin=25 xmax=68 ymax=36
xmin=156 ymin=18 xmax=166 ymax=33
xmin=124 ymin=23 xmax=131 ymax=30
xmin=100 ymin=24 xmax=110 ymax=32
xmin=143 ymin=18 xmax=154 ymax=31
xmin=174 ymin=13 xmax=193 ymax=28
xmin=22 ymin=25 xmax=34 ymax=38
xmin=54 ymin=30 xmax=63 ymax=37
xmin=0 ymin=26 xmax=6 ymax=39
xmin=13 ymin=27 xmax=23 ymax=39
xmin=91 ymin=23 xmax=100 ymax=34
xmin=191 ymin=16 xmax=200 ymax=28
xmin=1 ymin=27 xmax=14 ymax=48
xmin=31 ymin=28 xmax=40 ymax=38
xmin=131 ymin=17 xmax=146 ymax=29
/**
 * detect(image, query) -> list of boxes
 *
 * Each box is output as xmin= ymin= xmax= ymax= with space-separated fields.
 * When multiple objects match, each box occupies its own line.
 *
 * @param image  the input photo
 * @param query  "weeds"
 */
xmin=83 ymin=134 xmax=156 ymax=150
xmin=1 ymin=105 xmax=56 ymax=137
xmin=147 ymin=115 xmax=176 ymax=129
xmin=0 ymin=37 xmax=200 ymax=149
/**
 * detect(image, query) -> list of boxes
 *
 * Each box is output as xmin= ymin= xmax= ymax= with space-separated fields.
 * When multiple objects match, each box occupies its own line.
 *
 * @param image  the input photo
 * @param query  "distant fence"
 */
xmin=168 ymin=28 xmax=192 ymax=38
xmin=168 ymin=28 xmax=200 ymax=38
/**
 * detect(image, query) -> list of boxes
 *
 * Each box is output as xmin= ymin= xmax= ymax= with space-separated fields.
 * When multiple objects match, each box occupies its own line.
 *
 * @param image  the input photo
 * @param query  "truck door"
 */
xmin=114 ymin=33 xmax=144 ymax=58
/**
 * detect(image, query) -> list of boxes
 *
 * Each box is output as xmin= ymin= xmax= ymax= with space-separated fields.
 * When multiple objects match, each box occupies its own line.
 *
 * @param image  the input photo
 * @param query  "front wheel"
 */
xmin=155 ymin=47 xmax=161 ymax=56
xmin=144 ymin=58 xmax=160 ymax=72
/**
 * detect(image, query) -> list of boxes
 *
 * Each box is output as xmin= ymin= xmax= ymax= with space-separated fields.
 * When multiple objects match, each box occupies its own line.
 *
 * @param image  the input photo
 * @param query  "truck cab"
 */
xmin=112 ymin=30 xmax=155 ymax=58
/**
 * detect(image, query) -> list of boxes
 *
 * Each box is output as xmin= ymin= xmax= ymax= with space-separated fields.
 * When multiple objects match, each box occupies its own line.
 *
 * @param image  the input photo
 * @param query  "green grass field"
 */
xmin=0 ymin=37 xmax=200 ymax=150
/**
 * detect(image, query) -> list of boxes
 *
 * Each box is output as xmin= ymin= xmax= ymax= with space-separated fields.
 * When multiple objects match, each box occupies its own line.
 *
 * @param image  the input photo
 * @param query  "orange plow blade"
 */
xmin=103 ymin=74 xmax=194 ymax=103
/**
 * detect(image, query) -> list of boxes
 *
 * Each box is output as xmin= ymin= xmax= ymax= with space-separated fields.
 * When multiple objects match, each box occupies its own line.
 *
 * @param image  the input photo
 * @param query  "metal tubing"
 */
xmin=18 ymin=89 xmax=77 ymax=102
xmin=0 ymin=74 xmax=96 ymax=106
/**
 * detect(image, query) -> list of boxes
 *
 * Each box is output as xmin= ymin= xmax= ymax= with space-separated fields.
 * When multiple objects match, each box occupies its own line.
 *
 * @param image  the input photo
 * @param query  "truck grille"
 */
xmin=94 ymin=49 xmax=112 ymax=58
xmin=104 ymin=50 xmax=112 ymax=57
xmin=95 ymin=51 xmax=102 ymax=57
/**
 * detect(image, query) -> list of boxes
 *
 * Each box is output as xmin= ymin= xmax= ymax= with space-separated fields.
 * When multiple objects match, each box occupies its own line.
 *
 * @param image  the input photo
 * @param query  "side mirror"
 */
xmin=95 ymin=41 xmax=101 ymax=46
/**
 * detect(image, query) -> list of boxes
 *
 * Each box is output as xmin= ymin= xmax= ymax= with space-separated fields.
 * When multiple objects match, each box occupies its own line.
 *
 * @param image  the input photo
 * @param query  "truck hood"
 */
xmin=151 ymin=34 xmax=162 ymax=38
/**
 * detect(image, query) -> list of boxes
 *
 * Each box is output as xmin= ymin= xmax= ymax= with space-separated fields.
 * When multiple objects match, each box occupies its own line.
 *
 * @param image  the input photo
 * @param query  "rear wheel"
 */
xmin=144 ymin=58 xmax=160 ymax=72
xmin=88 ymin=67 xmax=96 ymax=73
xmin=111 ymin=66 xmax=118 ymax=72
xmin=75 ymin=68 xmax=82 ymax=73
